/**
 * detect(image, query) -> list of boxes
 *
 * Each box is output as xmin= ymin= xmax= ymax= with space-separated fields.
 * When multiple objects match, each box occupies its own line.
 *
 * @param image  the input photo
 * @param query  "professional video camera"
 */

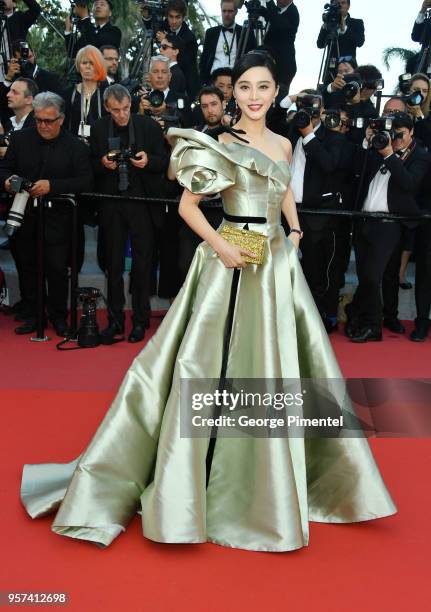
xmin=107 ymin=137 xmax=137 ymax=192
xmin=139 ymin=0 xmax=168 ymax=34
xmin=322 ymin=2 xmax=341 ymax=28
xmin=3 ymin=176 xmax=34 ymax=237
xmin=244 ymin=0 xmax=263 ymax=22
xmin=292 ymin=94 xmax=322 ymax=129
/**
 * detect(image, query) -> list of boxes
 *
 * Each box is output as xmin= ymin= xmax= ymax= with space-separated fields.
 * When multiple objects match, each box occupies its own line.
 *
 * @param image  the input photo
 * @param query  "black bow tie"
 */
xmin=222 ymin=26 xmax=234 ymax=33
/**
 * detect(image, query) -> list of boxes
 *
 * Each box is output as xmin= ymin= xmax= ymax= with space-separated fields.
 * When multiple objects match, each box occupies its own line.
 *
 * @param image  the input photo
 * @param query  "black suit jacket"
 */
xmin=170 ymin=63 xmax=186 ymax=95
xmin=89 ymin=114 xmax=169 ymax=200
xmin=0 ymin=126 xmax=94 ymax=195
xmin=3 ymin=111 xmax=35 ymax=134
xmin=199 ymin=24 xmax=256 ymax=85
xmin=290 ymin=125 xmax=346 ymax=229
xmin=7 ymin=0 xmax=41 ymax=47
xmin=317 ymin=15 xmax=365 ymax=59
xmin=262 ymin=1 xmax=299 ymax=86
xmin=65 ymin=19 xmax=121 ymax=57
xmin=163 ymin=20 xmax=200 ymax=99
xmin=356 ymin=141 xmax=431 ymax=217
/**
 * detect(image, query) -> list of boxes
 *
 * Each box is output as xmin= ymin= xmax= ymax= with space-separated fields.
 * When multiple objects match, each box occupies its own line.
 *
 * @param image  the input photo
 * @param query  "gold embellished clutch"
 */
xmin=219 ymin=224 xmax=267 ymax=265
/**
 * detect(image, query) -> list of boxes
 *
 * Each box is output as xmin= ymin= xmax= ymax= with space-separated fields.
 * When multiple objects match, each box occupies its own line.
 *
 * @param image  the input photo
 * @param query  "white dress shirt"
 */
xmin=10 ymin=113 xmax=31 ymax=131
xmin=290 ymin=125 xmax=321 ymax=204
xmin=211 ymin=26 xmax=237 ymax=73
xmin=362 ymin=169 xmax=390 ymax=213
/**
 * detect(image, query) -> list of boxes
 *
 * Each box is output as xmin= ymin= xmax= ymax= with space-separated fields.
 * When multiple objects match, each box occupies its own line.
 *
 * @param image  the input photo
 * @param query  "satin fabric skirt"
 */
xmin=21 ymin=225 xmax=397 ymax=552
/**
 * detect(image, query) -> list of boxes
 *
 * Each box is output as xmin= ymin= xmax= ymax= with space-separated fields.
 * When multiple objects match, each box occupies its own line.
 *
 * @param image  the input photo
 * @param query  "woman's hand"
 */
xmin=216 ymin=241 xmax=255 ymax=269
xmin=288 ymin=232 xmax=301 ymax=251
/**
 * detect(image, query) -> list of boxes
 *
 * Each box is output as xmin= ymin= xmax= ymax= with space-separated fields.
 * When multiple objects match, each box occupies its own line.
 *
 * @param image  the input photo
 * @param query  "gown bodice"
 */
xmin=168 ymin=128 xmax=291 ymax=230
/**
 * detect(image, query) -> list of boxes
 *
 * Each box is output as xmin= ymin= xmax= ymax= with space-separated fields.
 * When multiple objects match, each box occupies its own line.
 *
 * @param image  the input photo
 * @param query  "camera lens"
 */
xmin=371 ymin=132 xmax=390 ymax=150
xmin=294 ymin=109 xmax=312 ymax=129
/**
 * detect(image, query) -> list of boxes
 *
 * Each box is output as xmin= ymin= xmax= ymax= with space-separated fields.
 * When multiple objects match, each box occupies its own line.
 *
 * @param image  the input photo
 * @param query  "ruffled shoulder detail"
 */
xmin=167 ymin=128 xmax=289 ymax=195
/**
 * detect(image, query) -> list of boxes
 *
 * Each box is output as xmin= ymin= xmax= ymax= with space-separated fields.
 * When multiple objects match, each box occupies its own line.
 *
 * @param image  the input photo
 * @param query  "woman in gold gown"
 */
xmin=21 ymin=52 xmax=396 ymax=552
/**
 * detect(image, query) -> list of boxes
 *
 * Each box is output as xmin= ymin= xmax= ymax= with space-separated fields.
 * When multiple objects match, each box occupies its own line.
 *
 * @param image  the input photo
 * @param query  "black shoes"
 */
xmin=51 ymin=318 xmax=69 ymax=337
xmin=350 ymin=327 xmax=383 ymax=343
xmin=100 ymin=321 xmax=125 ymax=345
xmin=128 ymin=324 xmax=146 ymax=343
xmin=383 ymin=318 xmax=406 ymax=334
xmin=410 ymin=323 xmax=429 ymax=342
xmin=14 ymin=319 xmax=37 ymax=335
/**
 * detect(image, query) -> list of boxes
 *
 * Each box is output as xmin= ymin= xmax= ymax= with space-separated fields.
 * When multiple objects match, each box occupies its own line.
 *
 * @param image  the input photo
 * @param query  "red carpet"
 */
xmin=1 ymin=312 xmax=430 ymax=611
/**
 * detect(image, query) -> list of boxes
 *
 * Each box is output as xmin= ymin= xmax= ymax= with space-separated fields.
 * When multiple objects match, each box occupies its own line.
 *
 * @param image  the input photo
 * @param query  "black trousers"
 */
xmin=300 ymin=217 xmax=339 ymax=318
xmin=178 ymin=206 xmax=223 ymax=287
xmin=351 ymin=219 xmax=403 ymax=329
xmin=10 ymin=203 xmax=73 ymax=321
xmin=414 ymin=220 xmax=431 ymax=325
xmin=99 ymin=199 xmax=154 ymax=325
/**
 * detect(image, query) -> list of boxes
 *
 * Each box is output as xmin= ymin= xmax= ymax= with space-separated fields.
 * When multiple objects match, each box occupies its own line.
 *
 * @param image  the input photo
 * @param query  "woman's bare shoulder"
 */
xmin=268 ymin=131 xmax=292 ymax=161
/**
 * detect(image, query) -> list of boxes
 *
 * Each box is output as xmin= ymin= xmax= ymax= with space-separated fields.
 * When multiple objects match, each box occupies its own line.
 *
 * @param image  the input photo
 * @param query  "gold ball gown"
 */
xmin=20 ymin=129 xmax=397 ymax=552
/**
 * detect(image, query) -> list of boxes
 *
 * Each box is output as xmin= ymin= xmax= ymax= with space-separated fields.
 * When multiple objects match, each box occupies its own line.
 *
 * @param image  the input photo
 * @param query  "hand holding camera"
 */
xmin=6 ymin=59 xmax=21 ymax=82
xmin=331 ymin=73 xmax=347 ymax=91
xmin=130 ymin=151 xmax=148 ymax=169
xmin=101 ymin=154 xmax=118 ymax=170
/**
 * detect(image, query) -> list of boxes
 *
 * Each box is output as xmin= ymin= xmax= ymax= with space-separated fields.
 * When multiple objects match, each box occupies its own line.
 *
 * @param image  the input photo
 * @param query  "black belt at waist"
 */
xmin=223 ymin=213 xmax=266 ymax=224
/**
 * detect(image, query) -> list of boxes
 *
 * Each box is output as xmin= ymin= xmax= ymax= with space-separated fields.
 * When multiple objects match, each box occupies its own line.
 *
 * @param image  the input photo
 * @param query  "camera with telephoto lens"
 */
xmin=292 ymin=94 xmax=322 ymax=129
xmin=324 ymin=108 xmax=342 ymax=129
xmin=107 ymin=137 xmax=136 ymax=192
xmin=3 ymin=176 xmax=34 ymax=237
xmin=76 ymin=287 xmax=102 ymax=348
xmin=322 ymin=2 xmax=341 ymax=27
xmin=342 ymin=73 xmax=362 ymax=101
xmin=368 ymin=116 xmax=399 ymax=150
xmin=143 ymin=89 xmax=165 ymax=112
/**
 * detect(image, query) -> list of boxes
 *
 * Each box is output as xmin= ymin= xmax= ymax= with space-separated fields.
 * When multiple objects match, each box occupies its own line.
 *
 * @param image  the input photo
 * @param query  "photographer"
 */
xmin=0 ymin=92 xmax=94 ymax=336
xmin=346 ymin=113 xmax=431 ymax=343
xmin=261 ymin=0 xmax=299 ymax=91
xmin=156 ymin=0 xmax=199 ymax=98
xmin=159 ymin=33 xmax=186 ymax=95
xmin=90 ymin=84 xmax=169 ymax=343
xmin=138 ymin=55 xmax=191 ymax=128
xmin=0 ymin=40 xmax=64 ymax=125
xmin=0 ymin=0 xmax=40 ymax=79
xmin=406 ymin=73 xmax=431 ymax=149
xmin=321 ymin=57 xmax=357 ymax=109
xmin=199 ymin=0 xmax=256 ymax=87
xmin=317 ymin=0 xmax=364 ymax=62
xmin=65 ymin=0 xmax=121 ymax=58
xmin=411 ymin=1 xmax=431 ymax=75
xmin=289 ymin=91 xmax=346 ymax=329
xmin=344 ymin=64 xmax=382 ymax=143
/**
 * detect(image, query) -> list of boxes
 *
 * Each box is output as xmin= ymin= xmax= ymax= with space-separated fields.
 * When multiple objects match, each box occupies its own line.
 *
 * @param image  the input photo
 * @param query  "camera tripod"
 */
xmin=317 ymin=27 xmax=340 ymax=88
xmin=417 ymin=8 xmax=431 ymax=75
xmin=237 ymin=10 xmax=267 ymax=59
xmin=0 ymin=8 xmax=12 ymax=82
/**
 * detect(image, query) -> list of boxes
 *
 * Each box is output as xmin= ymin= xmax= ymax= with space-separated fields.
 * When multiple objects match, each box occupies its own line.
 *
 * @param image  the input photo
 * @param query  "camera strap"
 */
xmin=108 ymin=114 xmax=135 ymax=151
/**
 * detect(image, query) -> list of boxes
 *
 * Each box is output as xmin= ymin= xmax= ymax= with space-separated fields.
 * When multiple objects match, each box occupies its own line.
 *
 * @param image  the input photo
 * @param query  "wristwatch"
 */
xmin=289 ymin=228 xmax=303 ymax=239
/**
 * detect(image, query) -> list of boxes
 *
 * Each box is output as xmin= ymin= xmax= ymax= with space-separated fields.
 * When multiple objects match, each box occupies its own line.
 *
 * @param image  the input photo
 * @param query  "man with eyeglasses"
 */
xmin=101 ymin=45 xmax=120 ymax=84
xmin=0 ymin=92 xmax=94 ymax=336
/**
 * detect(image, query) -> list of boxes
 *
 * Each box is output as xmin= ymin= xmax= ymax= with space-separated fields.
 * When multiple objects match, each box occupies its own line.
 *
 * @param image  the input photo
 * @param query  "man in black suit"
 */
xmin=65 ymin=0 xmax=121 ymax=58
xmin=289 ymin=92 xmax=347 ymax=329
xmin=0 ymin=40 xmax=65 ymax=127
xmin=347 ymin=113 xmax=431 ymax=342
xmin=0 ymin=92 xmax=94 ymax=336
xmin=3 ymin=77 xmax=37 ymax=133
xmin=159 ymin=33 xmax=187 ymax=95
xmin=0 ymin=0 xmax=40 ymax=79
xmin=156 ymin=0 xmax=199 ymax=98
xmin=317 ymin=0 xmax=365 ymax=63
xmin=262 ymin=0 xmax=299 ymax=92
xmin=411 ymin=0 xmax=431 ymax=75
xmin=199 ymin=0 xmax=256 ymax=86
xmin=90 ymin=84 xmax=169 ymax=343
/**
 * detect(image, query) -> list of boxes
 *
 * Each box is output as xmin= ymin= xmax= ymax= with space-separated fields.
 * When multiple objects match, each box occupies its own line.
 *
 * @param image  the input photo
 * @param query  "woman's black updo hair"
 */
xmin=232 ymin=50 xmax=279 ymax=88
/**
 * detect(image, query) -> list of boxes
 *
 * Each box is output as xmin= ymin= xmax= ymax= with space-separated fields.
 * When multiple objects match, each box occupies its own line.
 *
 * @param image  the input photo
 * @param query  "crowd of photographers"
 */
xmin=0 ymin=0 xmax=431 ymax=346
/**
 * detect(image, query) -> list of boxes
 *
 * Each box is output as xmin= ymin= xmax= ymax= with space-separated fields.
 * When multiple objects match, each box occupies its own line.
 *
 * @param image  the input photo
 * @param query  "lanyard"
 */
xmin=79 ymin=86 xmax=101 ymax=126
xmin=222 ymin=28 xmax=235 ymax=65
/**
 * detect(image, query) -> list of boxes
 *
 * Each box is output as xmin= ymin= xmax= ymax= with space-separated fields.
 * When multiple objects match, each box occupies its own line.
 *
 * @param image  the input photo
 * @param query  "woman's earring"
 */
xmin=272 ymin=98 xmax=276 ymax=108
